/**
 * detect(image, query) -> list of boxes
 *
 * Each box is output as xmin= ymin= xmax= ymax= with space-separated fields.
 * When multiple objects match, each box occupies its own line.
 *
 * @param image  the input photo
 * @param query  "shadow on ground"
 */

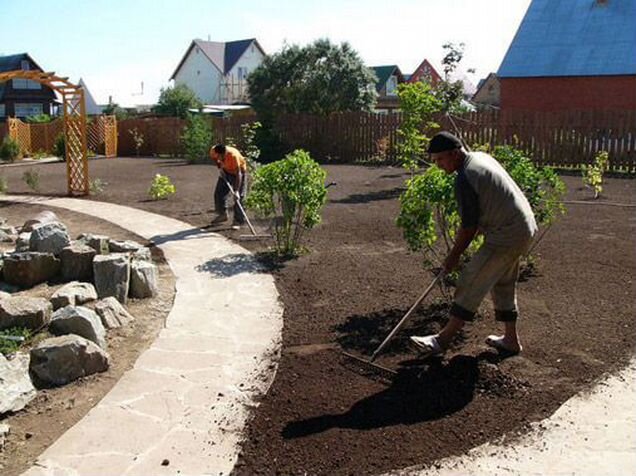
xmin=196 ymin=252 xmax=264 ymax=277
xmin=331 ymin=186 xmax=404 ymax=204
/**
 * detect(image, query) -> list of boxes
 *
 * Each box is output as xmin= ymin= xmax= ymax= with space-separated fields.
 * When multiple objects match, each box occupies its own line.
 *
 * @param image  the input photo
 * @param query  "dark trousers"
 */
xmin=214 ymin=172 xmax=247 ymax=224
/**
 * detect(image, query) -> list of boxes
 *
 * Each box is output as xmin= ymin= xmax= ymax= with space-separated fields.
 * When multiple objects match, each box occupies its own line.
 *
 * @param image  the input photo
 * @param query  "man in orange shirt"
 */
xmin=209 ymin=144 xmax=248 ymax=226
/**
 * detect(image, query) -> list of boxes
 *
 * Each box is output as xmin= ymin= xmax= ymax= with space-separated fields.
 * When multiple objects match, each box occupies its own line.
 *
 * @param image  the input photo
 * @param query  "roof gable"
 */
xmin=371 ymin=65 xmax=403 ymax=92
xmin=409 ymin=59 xmax=442 ymax=83
xmin=498 ymin=0 xmax=636 ymax=78
xmin=0 ymin=53 xmax=46 ymax=101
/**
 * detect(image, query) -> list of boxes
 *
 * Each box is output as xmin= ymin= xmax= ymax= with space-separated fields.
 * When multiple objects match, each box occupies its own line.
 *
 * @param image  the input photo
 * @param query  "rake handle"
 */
xmin=370 ymin=271 xmax=443 ymax=362
xmin=219 ymin=170 xmax=258 ymax=236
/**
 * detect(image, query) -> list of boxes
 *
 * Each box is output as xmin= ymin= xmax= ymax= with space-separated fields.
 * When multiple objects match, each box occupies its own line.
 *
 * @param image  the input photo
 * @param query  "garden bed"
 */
xmin=1 ymin=158 xmax=635 ymax=475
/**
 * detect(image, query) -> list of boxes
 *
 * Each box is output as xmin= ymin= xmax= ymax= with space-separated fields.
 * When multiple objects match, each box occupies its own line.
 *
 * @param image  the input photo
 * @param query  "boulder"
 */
xmin=60 ymin=242 xmax=96 ymax=282
xmin=0 ymin=352 xmax=37 ymax=414
xmin=50 ymin=282 xmax=98 ymax=310
xmin=22 ymin=210 xmax=59 ymax=233
xmin=130 ymin=261 xmax=158 ymax=298
xmin=0 ymin=296 xmax=52 ymax=331
xmin=2 ymin=252 xmax=60 ymax=288
xmin=0 ymin=291 xmax=11 ymax=300
xmin=109 ymin=239 xmax=144 ymax=253
xmin=132 ymin=247 xmax=152 ymax=262
xmin=94 ymin=297 xmax=134 ymax=329
xmin=93 ymin=254 xmax=130 ymax=304
xmin=29 ymin=335 xmax=110 ymax=387
xmin=15 ymin=232 xmax=31 ymax=252
xmin=29 ymin=222 xmax=71 ymax=256
xmin=0 ymin=225 xmax=17 ymax=235
xmin=0 ymin=230 xmax=13 ymax=243
xmin=50 ymin=306 xmax=107 ymax=349
xmin=77 ymin=233 xmax=110 ymax=255
xmin=0 ymin=422 xmax=9 ymax=450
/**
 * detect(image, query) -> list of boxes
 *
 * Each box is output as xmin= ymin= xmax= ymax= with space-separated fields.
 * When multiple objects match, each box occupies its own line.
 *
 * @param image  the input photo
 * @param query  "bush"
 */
xmin=53 ymin=133 xmax=66 ymax=160
xmin=25 ymin=114 xmax=54 ymax=124
xmin=582 ymin=151 xmax=609 ymax=199
xmin=89 ymin=178 xmax=108 ymax=195
xmin=22 ymin=170 xmax=40 ymax=191
xmin=227 ymin=121 xmax=263 ymax=176
xmin=397 ymin=145 xmax=566 ymax=271
xmin=0 ymin=327 xmax=31 ymax=356
xmin=181 ymin=114 xmax=212 ymax=163
xmin=129 ymin=128 xmax=144 ymax=157
xmin=148 ymin=174 xmax=176 ymax=200
xmin=0 ymin=137 xmax=21 ymax=162
xmin=246 ymin=149 xmax=327 ymax=256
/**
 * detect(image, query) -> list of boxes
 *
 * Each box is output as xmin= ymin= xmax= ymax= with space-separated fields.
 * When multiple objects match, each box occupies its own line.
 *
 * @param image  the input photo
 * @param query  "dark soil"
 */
xmin=1 ymin=158 xmax=635 ymax=475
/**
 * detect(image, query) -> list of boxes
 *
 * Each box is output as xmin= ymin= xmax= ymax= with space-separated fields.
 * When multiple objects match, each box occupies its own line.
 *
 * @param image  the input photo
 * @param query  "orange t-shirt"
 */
xmin=210 ymin=146 xmax=247 ymax=175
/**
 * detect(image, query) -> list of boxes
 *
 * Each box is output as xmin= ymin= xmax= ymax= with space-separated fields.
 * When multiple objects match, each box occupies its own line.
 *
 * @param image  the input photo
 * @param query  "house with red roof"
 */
xmin=170 ymin=38 xmax=266 ymax=105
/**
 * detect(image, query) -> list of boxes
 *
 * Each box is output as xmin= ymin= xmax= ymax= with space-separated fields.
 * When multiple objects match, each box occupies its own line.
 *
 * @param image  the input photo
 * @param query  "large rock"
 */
xmin=60 ymin=242 xmax=96 ymax=282
xmin=29 ymin=335 xmax=110 ymax=387
xmin=94 ymin=297 xmax=134 ymax=329
xmin=0 ymin=422 xmax=9 ymax=450
xmin=49 ymin=306 xmax=107 ymax=349
xmin=0 ymin=230 xmax=13 ymax=243
xmin=2 ymin=252 xmax=60 ymax=288
xmin=109 ymin=239 xmax=144 ymax=253
xmin=50 ymin=282 xmax=98 ymax=310
xmin=0 ymin=352 xmax=36 ymax=414
xmin=29 ymin=222 xmax=70 ymax=256
xmin=0 ymin=296 xmax=52 ymax=331
xmin=130 ymin=261 xmax=158 ymax=298
xmin=132 ymin=247 xmax=152 ymax=262
xmin=93 ymin=254 xmax=130 ymax=304
xmin=22 ymin=211 xmax=59 ymax=233
xmin=77 ymin=233 xmax=110 ymax=255
xmin=15 ymin=232 xmax=31 ymax=252
xmin=0 ymin=291 xmax=11 ymax=300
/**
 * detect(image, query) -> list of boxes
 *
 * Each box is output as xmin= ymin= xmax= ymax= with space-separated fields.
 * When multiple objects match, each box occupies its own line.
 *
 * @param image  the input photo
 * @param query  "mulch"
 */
xmin=1 ymin=157 xmax=635 ymax=475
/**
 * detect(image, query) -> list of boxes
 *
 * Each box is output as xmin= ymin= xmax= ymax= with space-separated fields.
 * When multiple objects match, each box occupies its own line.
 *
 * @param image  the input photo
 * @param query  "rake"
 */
xmin=341 ymin=270 xmax=444 ymax=380
xmin=219 ymin=171 xmax=271 ymax=241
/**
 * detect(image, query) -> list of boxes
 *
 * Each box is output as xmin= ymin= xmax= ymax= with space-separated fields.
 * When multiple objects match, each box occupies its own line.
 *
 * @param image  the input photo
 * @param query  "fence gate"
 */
xmin=0 ymin=70 xmax=90 ymax=195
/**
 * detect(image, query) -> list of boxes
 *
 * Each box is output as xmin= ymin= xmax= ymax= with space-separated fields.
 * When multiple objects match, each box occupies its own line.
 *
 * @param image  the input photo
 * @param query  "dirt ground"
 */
xmin=0 ymin=202 xmax=176 ymax=476
xmin=1 ymin=157 xmax=635 ymax=475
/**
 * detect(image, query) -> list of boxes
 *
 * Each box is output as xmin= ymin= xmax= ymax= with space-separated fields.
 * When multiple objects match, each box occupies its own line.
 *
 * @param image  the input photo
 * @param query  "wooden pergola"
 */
xmin=0 ymin=70 xmax=89 ymax=195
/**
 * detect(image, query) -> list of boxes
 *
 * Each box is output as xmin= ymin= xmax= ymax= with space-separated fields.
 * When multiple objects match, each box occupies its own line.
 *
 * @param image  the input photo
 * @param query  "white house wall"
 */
xmin=174 ymin=46 xmax=222 ymax=103
xmin=227 ymin=42 xmax=265 ymax=80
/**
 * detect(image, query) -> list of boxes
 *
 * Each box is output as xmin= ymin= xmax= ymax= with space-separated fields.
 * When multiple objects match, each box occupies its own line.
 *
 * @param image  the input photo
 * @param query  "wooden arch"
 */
xmin=0 ymin=70 xmax=89 ymax=195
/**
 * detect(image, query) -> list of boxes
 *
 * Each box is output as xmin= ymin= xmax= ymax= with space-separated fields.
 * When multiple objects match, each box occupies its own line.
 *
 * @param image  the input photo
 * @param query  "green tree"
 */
xmin=154 ymin=84 xmax=202 ymax=118
xmin=248 ymin=39 xmax=377 ymax=121
xmin=102 ymin=102 xmax=129 ymax=120
xmin=435 ymin=42 xmax=469 ymax=114
xmin=246 ymin=149 xmax=327 ymax=256
xmin=181 ymin=114 xmax=213 ymax=163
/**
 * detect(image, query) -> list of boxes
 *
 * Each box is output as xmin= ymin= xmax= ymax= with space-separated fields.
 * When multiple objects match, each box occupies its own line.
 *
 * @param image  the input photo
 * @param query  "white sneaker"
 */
xmin=409 ymin=334 xmax=444 ymax=356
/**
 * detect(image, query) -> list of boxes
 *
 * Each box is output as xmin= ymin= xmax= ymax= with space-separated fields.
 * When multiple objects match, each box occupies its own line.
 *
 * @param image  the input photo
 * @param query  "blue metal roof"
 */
xmin=224 ymin=39 xmax=257 ymax=74
xmin=498 ymin=0 xmax=636 ymax=77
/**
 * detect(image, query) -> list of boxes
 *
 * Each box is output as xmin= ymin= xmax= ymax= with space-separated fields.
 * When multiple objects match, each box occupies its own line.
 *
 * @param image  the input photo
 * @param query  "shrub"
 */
xmin=22 ymin=169 xmax=40 ymax=191
xmin=129 ymin=127 xmax=144 ymax=157
xmin=0 ymin=137 xmax=21 ymax=162
xmin=246 ymin=149 xmax=327 ymax=256
xmin=397 ymin=145 xmax=566 ymax=271
xmin=89 ymin=178 xmax=108 ymax=195
xmin=0 ymin=327 xmax=31 ymax=356
xmin=227 ymin=121 xmax=263 ymax=176
xmin=53 ymin=133 xmax=66 ymax=160
xmin=181 ymin=114 xmax=212 ymax=163
xmin=0 ymin=175 xmax=7 ymax=194
xmin=25 ymin=114 xmax=54 ymax=124
xmin=148 ymin=174 xmax=176 ymax=200
xmin=582 ymin=151 xmax=609 ymax=199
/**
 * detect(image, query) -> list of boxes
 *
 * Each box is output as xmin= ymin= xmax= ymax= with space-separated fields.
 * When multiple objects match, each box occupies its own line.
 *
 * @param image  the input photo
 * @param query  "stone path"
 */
xmin=1 ymin=196 xmax=283 ymax=476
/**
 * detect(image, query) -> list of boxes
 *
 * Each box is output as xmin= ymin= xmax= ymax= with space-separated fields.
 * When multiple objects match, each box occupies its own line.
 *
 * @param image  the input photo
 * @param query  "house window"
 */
xmin=12 ymin=78 xmax=41 ymax=89
xmin=386 ymin=76 xmax=398 ymax=96
xmin=0 ymin=105 xmax=5 ymax=117
xmin=14 ymin=103 xmax=43 ymax=118
xmin=237 ymin=67 xmax=248 ymax=80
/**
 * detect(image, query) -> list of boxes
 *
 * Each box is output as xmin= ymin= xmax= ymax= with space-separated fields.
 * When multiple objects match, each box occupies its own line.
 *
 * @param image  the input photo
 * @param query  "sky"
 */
xmin=0 ymin=0 xmax=532 ymax=106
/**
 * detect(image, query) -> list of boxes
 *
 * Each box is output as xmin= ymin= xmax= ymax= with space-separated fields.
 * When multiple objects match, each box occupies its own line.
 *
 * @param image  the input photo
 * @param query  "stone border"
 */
xmin=1 ymin=196 xmax=283 ymax=476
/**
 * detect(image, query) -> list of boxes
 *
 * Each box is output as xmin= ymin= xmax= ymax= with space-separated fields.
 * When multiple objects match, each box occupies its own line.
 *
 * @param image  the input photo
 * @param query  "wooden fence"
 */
xmin=70 ymin=109 xmax=636 ymax=173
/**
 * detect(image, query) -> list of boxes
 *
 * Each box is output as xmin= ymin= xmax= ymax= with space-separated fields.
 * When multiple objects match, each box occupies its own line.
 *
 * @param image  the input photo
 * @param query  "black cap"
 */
xmin=427 ymin=131 xmax=463 ymax=154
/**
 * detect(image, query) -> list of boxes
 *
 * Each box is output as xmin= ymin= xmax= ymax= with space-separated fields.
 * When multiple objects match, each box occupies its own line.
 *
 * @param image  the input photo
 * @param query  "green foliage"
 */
xmin=25 ymin=114 xmax=54 ymax=124
xmin=0 ymin=137 xmax=21 ymax=162
xmin=0 ymin=175 xmax=7 ymax=194
xmin=148 ymin=174 xmax=176 ymax=200
xmin=181 ymin=114 xmax=213 ymax=163
xmin=246 ymin=149 xmax=327 ymax=256
xmin=228 ymin=121 xmax=263 ymax=174
xmin=89 ymin=178 xmax=107 ymax=195
xmin=129 ymin=127 xmax=144 ymax=157
xmin=248 ymin=39 xmax=377 ymax=122
xmin=397 ymin=146 xmax=566 ymax=270
xmin=582 ymin=151 xmax=609 ymax=199
xmin=22 ymin=169 xmax=40 ymax=191
xmin=0 ymin=327 xmax=32 ymax=356
xmin=396 ymin=82 xmax=441 ymax=173
xmin=102 ymin=102 xmax=129 ymax=120
xmin=154 ymin=84 xmax=202 ymax=119
xmin=53 ymin=133 xmax=66 ymax=160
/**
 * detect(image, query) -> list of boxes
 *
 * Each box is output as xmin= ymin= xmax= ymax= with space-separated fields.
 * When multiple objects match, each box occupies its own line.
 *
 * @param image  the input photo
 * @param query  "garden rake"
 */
xmin=219 ymin=171 xmax=271 ymax=240
xmin=340 ymin=270 xmax=444 ymax=380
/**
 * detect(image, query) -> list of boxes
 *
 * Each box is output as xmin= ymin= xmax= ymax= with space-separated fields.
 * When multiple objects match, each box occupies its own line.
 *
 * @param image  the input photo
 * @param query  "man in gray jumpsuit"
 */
xmin=410 ymin=132 xmax=537 ymax=356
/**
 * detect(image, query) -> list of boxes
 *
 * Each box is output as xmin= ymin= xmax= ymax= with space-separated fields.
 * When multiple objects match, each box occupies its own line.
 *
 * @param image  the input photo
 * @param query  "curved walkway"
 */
xmin=1 ymin=195 xmax=283 ymax=476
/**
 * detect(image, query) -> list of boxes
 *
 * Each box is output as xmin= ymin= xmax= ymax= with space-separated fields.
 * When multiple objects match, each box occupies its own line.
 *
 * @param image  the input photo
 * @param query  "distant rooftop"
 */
xmin=498 ymin=0 xmax=636 ymax=78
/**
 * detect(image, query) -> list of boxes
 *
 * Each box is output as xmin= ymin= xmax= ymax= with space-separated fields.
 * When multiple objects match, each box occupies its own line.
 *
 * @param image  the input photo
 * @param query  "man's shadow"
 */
xmin=282 ymin=354 xmax=480 ymax=439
